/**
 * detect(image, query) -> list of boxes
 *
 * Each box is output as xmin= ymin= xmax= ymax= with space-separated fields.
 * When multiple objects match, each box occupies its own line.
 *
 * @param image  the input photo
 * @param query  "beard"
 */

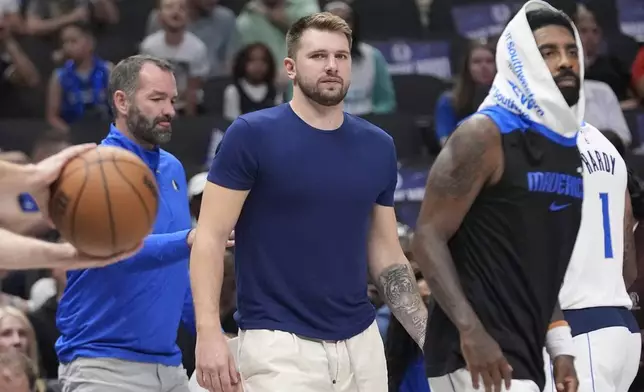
xmin=295 ymin=74 xmax=349 ymax=107
xmin=126 ymin=104 xmax=173 ymax=146
xmin=554 ymin=68 xmax=581 ymax=107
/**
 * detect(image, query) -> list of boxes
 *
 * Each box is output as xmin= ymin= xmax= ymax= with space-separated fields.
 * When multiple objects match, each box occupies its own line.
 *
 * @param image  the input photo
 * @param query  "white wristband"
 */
xmin=545 ymin=325 xmax=575 ymax=359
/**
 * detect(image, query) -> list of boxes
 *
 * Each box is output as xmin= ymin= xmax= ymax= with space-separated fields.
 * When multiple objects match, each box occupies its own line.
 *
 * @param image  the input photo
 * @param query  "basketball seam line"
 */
xmin=69 ymin=155 xmax=90 ymax=247
xmin=110 ymin=155 xmax=154 ymax=230
xmin=96 ymin=149 xmax=118 ymax=254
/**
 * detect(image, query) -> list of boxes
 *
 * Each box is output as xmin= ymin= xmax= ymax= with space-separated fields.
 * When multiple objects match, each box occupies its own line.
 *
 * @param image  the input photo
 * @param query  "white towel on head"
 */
xmin=479 ymin=0 xmax=586 ymax=138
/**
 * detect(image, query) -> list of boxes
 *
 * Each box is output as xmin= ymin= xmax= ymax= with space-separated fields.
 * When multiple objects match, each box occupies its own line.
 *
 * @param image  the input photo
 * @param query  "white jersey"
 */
xmin=558 ymin=126 xmax=632 ymax=310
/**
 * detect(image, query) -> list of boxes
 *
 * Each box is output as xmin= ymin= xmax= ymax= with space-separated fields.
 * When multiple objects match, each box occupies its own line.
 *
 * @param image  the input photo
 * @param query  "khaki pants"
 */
xmin=235 ymin=321 xmax=386 ymax=392
xmin=59 ymin=357 xmax=190 ymax=392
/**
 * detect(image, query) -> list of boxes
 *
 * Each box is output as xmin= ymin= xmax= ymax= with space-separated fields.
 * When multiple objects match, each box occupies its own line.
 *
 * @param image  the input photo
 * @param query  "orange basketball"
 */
xmin=49 ymin=146 xmax=159 ymax=257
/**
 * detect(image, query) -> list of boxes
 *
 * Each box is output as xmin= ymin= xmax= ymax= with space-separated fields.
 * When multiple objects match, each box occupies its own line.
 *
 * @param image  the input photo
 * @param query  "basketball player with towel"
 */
xmin=414 ymin=2 xmax=587 ymax=391
xmin=541 ymin=106 xmax=641 ymax=389
xmin=0 ymin=145 xmax=140 ymax=270
xmin=190 ymin=12 xmax=428 ymax=392
xmin=56 ymin=55 xmax=197 ymax=392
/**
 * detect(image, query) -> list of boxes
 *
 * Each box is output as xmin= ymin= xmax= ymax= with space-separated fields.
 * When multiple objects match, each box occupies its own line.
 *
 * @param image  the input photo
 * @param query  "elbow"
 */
xmin=411 ymin=223 xmax=443 ymax=261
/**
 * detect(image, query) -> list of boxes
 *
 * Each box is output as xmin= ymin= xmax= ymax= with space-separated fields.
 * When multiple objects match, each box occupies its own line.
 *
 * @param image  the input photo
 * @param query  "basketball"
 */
xmin=49 ymin=146 xmax=159 ymax=257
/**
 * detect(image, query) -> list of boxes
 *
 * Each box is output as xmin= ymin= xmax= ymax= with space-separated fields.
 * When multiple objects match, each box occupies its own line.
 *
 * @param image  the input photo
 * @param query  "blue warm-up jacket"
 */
xmin=55 ymin=124 xmax=196 ymax=366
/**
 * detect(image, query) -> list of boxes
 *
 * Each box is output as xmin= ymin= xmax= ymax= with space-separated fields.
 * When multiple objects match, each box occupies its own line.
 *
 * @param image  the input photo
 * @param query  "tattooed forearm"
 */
xmin=376 ymin=263 xmax=428 ymax=349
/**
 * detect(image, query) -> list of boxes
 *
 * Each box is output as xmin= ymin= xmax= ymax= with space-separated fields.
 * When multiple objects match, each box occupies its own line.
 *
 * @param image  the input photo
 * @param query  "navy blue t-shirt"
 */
xmin=208 ymin=103 xmax=398 ymax=340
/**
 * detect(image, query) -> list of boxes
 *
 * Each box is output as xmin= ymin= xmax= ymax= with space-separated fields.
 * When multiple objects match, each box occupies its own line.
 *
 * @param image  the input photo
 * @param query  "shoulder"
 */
xmin=584 ymin=79 xmax=613 ymax=95
xmin=183 ymin=32 xmax=207 ymax=51
xmin=238 ymin=104 xmax=291 ymax=127
xmin=213 ymin=5 xmax=236 ymax=22
xmin=450 ymin=113 xmax=501 ymax=149
xmin=140 ymin=31 xmax=164 ymax=49
xmin=344 ymin=113 xmax=394 ymax=148
xmin=159 ymin=149 xmax=185 ymax=174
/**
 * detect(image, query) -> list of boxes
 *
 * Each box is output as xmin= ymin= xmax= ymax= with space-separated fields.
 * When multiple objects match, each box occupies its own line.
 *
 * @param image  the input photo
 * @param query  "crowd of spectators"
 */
xmin=0 ymin=0 xmax=643 ymax=391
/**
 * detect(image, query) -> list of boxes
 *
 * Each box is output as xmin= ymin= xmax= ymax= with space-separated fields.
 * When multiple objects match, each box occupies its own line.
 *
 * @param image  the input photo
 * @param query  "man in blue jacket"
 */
xmin=56 ymin=54 xmax=196 ymax=392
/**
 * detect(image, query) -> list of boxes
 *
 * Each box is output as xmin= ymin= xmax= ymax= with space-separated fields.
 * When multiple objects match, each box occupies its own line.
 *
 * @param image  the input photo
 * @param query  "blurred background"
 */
xmin=0 ymin=0 xmax=642 ymax=391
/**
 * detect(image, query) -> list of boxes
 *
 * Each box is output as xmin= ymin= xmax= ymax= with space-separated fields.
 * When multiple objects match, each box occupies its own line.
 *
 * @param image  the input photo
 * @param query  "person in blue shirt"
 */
xmin=46 ymin=22 xmax=112 ymax=133
xmin=190 ymin=12 xmax=428 ymax=392
xmin=56 ymin=54 xmax=197 ymax=392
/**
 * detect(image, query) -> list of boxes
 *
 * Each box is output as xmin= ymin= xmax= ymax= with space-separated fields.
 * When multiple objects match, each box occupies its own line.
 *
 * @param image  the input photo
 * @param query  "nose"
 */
xmin=558 ymin=51 xmax=574 ymax=70
xmin=8 ymin=332 xmax=21 ymax=348
xmin=324 ymin=56 xmax=338 ymax=73
xmin=162 ymin=100 xmax=176 ymax=119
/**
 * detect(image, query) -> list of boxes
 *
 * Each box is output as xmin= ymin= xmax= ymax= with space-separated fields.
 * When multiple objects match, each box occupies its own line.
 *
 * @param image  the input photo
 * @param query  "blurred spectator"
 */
xmin=325 ymin=1 xmax=396 ymax=116
xmin=46 ymin=23 xmax=112 ymax=132
xmin=385 ymin=270 xmax=431 ymax=392
xmin=0 ymin=306 xmax=47 ymax=391
xmin=633 ymin=47 xmax=644 ymax=103
xmin=434 ymin=40 xmax=495 ymax=146
xmin=236 ymin=0 xmax=319 ymax=76
xmin=140 ymin=0 xmax=210 ymax=116
xmin=26 ymin=0 xmax=118 ymax=37
xmin=584 ymin=79 xmax=632 ymax=147
xmin=0 ymin=14 xmax=41 ymax=87
xmin=147 ymin=0 xmax=239 ymax=78
xmin=575 ymin=4 xmax=638 ymax=109
xmin=0 ymin=0 xmax=22 ymax=33
xmin=223 ymin=43 xmax=281 ymax=121
xmin=187 ymin=171 xmax=207 ymax=226
xmin=28 ymin=267 xmax=66 ymax=380
xmin=0 ymin=351 xmax=37 ymax=392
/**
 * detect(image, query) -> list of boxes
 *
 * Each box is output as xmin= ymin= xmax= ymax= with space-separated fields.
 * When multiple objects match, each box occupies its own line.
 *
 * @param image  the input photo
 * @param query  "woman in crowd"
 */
xmin=223 ymin=42 xmax=282 ymax=121
xmin=434 ymin=40 xmax=496 ymax=147
xmin=0 ymin=306 xmax=47 ymax=392
xmin=324 ymin=1 xmax=396 ymax=116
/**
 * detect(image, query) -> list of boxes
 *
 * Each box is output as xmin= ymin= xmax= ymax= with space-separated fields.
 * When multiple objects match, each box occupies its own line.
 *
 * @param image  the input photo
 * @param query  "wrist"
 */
xmin=546 ymin=321 xmax=575 ymax=359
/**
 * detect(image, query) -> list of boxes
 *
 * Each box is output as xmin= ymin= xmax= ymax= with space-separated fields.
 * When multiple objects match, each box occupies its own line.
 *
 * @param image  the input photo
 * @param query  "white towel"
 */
xmin=479 ymin=0 xmax=586 ymax=138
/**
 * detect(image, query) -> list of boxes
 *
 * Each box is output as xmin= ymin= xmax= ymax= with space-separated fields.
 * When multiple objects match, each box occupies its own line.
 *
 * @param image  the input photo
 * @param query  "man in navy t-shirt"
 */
xmin=189 ymin=12 xmax=428 ymax=392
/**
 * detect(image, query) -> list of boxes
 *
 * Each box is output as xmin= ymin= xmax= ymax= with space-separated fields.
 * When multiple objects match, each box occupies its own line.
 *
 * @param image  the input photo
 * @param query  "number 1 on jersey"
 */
xmin=600 ymin=192 xmax=614 ymax=259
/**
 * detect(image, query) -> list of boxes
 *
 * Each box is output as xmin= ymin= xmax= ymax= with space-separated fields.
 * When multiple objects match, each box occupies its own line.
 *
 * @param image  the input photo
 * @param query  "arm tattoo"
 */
xmin=376 ymin=263 xmax=428 ymax=349
xmin=428 ymin=128 xmax=490 ymax=199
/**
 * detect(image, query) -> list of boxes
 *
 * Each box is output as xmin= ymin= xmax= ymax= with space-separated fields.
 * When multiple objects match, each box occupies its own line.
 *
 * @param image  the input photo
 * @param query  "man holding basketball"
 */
xmin=0 ymin=143 xmax=140 ymax=270
xmin=56 ymin=55 xmax=197 ymax=392
xmin=190 ymin=12 xmax=428 ymax=392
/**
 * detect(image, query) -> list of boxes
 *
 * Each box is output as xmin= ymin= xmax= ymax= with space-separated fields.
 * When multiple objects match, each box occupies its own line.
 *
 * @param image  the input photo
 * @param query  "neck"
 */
xmin=290 ymin=87 xmax=344 ymax=130
xmin=164 ymin=30 xmax=184 ymax=46
xmin=75 ymin=56 xmax=94 ymax=72
xmin=114 ymin=118 xmax=155 ymax=150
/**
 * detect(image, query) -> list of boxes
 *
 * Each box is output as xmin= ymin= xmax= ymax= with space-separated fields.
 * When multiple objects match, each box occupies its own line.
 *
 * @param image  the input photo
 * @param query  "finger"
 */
xmin=489 ymin=365 xmax=502 ymax=392
xmin=226 ymin=240 xmax=235 ymax=248
xmin=469 ymin=367 xmax=480 ymax=390
xmin=565 ymin=376 xmax=578 ymax=392
xmin=480 ymin=369 xmax=494 ymax=392
xmin=47 ymin=143 xmax=96 ymax=166
xmin=500 ymin=359 xmax=513 ymax=390
xmin=196 ymin=369 xmax=207 ymax=388
xmin=556 ymin=382 xmax=565 ymax=392
xmin=229 ymin=354 xmax=239 ymax=385
xmin=230 ymin=230 xmax=235 ymax=239
xmin=219 ymin=367 xmax=233 ymax=392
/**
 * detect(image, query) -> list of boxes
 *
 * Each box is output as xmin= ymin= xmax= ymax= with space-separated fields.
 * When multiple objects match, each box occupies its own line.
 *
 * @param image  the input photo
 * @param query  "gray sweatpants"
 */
xmin=59 ymin=357 xmax=190 ymax=392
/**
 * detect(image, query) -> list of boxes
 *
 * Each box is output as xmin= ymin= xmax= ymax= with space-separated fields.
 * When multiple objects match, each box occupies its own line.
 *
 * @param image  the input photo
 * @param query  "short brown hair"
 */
xmin=286 ymin=12 xmax=352 ymax=58
xmin=108 ymin=55 xmax=174 ymax=118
